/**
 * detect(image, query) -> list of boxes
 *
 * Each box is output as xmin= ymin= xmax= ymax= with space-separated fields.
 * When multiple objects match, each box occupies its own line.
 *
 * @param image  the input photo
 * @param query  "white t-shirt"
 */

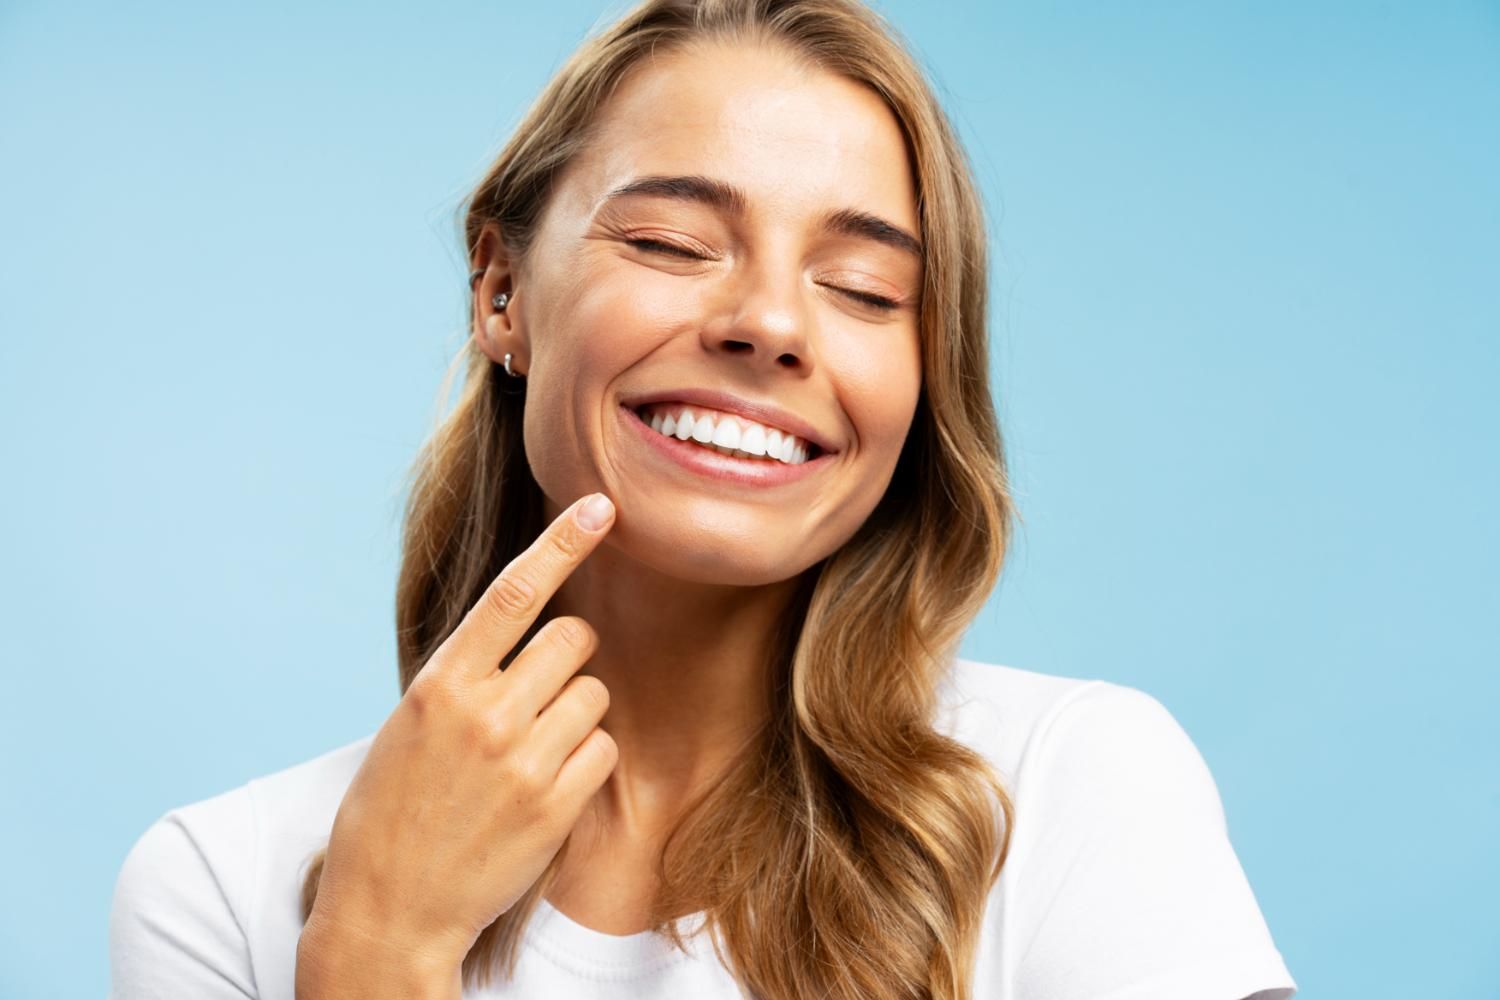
xmin=109 ymin=658 xmax=1298 ymax=999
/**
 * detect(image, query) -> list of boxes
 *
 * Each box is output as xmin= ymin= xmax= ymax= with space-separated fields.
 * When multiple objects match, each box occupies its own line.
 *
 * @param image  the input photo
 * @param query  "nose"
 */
xmin=701 ymin=261 xmax=815 ymax=375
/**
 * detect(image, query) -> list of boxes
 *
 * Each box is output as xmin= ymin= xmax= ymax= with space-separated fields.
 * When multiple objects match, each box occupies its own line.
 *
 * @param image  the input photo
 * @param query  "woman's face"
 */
xmin=482 ymin=40 xmax=923 ymax=586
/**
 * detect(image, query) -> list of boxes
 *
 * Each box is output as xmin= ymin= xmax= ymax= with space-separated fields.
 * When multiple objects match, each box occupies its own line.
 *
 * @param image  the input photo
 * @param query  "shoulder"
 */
xmin=933 ymin=656 xmax=1134 ymax=783
xmin=116 ymin=730 xmax=377 ymax=898
xmin=149 ymin=732 xmax=377 ymax=867
xmin=942 ymin=662 xmax=1298 ymax=998
xmin=934 ymin=657 xmax=1227 ymax=841
xmin=110 ymin=733 xmax=377 ymax=993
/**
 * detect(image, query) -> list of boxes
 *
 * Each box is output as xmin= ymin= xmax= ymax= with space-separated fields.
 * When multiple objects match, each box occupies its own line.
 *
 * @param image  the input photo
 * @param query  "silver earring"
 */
xmin=467 ymin=270 xmax=510 ymax=311
xmin=466 ymin=272 xmax=522 ymax=381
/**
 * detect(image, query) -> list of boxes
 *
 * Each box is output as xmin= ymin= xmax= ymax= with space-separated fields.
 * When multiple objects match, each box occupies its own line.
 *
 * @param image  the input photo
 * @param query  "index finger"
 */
xmin=445 ymin=492 xmax=615 ymax=681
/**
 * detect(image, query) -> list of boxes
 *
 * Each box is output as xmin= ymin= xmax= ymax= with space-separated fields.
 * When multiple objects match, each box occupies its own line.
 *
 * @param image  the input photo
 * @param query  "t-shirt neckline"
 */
xmin=525 ymin=897 xmax=713 ymax=977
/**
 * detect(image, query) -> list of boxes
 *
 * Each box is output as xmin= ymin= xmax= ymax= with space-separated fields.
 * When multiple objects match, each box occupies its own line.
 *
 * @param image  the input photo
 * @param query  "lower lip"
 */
xmin=619 ymin=404 xmax=834 ymax=487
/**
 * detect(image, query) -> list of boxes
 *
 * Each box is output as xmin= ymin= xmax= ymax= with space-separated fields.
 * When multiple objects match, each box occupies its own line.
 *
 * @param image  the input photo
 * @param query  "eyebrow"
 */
xmin=601 ymin=173 xmax=924 ymax=260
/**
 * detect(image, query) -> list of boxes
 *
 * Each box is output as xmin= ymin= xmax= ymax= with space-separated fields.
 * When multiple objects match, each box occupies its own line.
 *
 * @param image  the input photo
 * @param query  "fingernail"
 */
xmin=577 ymin=493 xmax=614 ymax=531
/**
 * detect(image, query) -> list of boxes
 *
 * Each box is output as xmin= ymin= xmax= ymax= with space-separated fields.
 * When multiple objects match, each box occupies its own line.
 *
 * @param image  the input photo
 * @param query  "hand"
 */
xmin=304 ymin=492 xmax=619 ymax=970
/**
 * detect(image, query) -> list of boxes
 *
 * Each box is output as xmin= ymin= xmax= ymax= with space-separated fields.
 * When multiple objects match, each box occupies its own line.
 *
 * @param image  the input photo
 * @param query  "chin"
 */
xmin=610 ymin=514 xmax=827 ymax=588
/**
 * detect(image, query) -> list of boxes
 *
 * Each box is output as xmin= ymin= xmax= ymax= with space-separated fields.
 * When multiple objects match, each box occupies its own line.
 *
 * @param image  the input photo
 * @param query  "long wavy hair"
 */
xmin=299 ymin=1 xmax=1019 ymax=996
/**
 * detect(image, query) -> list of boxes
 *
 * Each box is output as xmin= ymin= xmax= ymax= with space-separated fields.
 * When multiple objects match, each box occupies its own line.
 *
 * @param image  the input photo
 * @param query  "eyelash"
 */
xmin=625 ymin=238 xmax=901 ymax=312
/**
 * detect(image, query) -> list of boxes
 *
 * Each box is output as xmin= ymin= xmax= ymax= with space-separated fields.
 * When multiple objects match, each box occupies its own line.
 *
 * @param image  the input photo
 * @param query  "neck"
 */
xmin=540 ymin=532 xmax=805 ymax=841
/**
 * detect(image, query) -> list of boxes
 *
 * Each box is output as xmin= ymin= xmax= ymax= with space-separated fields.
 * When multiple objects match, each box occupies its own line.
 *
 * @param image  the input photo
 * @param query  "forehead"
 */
xmin=568 ymin=39 xmax=919 ymax=235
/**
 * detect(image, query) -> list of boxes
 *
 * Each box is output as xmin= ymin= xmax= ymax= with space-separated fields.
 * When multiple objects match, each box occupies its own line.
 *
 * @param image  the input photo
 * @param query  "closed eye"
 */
xmin=626 ymin=237 xmax=702 ymax=260
xmin=839 ymin=288 xmax=901 ymax=311
xmin=626 ymin=239 xmax=900 ymax=312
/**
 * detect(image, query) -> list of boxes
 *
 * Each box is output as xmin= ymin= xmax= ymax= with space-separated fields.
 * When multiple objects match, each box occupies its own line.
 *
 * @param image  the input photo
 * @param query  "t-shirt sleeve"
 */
xmin=1009 ymin=683 xmax=1297 ymax=1000
xmin=108 ymin=789 xmax=260 ymax=999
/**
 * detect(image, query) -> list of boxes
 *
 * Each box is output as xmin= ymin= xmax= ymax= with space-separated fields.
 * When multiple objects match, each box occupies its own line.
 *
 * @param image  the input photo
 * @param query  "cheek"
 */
xmin=605 ymin=266 xmax=711 ymax=331
xmin=558 ymin=255 xmax=708 ymax=362
xmin=521 ymin=268 xmax=690 ymax=490
xmin=817 ymin=333 xmax=922 ymax=546
xmin=536 ymin=251 xmax=689 ymax=375
xmin=829 ymin=328 xmax=923 ymax=462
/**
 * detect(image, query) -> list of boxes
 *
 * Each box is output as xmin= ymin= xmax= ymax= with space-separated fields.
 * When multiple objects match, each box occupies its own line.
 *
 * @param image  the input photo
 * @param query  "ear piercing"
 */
xmin=468 ymin=269 xmax=524 ymax=381
xmin=468 ymin=269 xmax=510 ymax=310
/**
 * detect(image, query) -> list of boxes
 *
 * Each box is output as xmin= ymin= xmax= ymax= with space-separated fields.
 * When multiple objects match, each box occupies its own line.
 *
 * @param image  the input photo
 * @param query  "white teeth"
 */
xmin=638 ymin=404 xmax=813 ymax=465
xmin=740 ymin=422 xmax=766 ymax=456
xmin=765 ymin=427 xmax=784 ymax=458
xmin=711 ymin=419 xmax=741 ymax=450
xmin=690 ymin=415 xmax=714 ymax=445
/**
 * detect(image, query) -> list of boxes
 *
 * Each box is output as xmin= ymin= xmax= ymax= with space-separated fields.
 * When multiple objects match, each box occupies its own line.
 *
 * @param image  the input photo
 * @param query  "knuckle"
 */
xmin=406 ymin=671 xmax=456 ymax=717
xmin=548 ymin=524 xmax=585 ymax=561
xmin=482 ymin=573 xmax=536 ymax=624
xmin=505 ymin=754 xmax=546 ymax=794
xmin=477 ymin=705 xmax=520 ymax=753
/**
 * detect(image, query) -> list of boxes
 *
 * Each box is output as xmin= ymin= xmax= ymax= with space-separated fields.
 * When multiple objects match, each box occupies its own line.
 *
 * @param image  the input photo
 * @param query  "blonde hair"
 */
xmin=300 ymin=1 xmax=1019 ymax=996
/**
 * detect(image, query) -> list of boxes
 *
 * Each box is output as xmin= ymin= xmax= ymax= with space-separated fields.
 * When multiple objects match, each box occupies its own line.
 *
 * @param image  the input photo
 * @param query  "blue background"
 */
xmin=2 ymin=1 xmax=1495 ymax=996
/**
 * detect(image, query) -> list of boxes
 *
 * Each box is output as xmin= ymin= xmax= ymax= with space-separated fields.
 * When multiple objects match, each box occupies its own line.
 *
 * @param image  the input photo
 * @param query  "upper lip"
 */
xmin=620 ymin=388 xmax=839 ymax=455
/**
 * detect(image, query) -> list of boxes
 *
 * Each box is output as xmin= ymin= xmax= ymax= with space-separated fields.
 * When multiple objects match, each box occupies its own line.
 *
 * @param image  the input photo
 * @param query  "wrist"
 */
xmin=296 ymin=914 xmax=464 ymax=1000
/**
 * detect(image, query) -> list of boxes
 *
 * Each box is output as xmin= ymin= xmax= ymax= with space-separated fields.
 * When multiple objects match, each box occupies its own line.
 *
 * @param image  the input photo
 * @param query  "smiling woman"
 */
xmin=108 ymin=2 xmax=1297 ymax=999
xmin=470 ymin=33 xmax=932 ymax=591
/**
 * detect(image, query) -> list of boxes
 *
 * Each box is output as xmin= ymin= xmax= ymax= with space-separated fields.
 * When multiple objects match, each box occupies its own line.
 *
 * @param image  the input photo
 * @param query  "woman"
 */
xmin=108 ymin=1 xmax=1298 ymax=997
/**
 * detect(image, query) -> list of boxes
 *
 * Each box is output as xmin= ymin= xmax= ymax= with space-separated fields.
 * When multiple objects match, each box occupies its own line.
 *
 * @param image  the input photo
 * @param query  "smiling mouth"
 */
xmin=628 ymin=402 xmax=823 ymax=465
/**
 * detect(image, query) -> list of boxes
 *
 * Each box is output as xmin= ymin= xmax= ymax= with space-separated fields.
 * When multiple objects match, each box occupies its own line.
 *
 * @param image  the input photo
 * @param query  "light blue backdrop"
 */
xmin=2 ymin=1 xmax=1495 ymax=996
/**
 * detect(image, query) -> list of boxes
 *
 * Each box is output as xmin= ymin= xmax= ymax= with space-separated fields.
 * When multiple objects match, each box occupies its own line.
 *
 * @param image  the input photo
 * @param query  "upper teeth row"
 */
xmin=641 ymin=404 xmax=812 ymax=465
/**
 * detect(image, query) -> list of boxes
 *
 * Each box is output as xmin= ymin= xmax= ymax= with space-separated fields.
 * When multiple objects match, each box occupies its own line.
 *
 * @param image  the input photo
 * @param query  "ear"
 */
xmin=470 ymin=221 xmax=528 ymax=373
